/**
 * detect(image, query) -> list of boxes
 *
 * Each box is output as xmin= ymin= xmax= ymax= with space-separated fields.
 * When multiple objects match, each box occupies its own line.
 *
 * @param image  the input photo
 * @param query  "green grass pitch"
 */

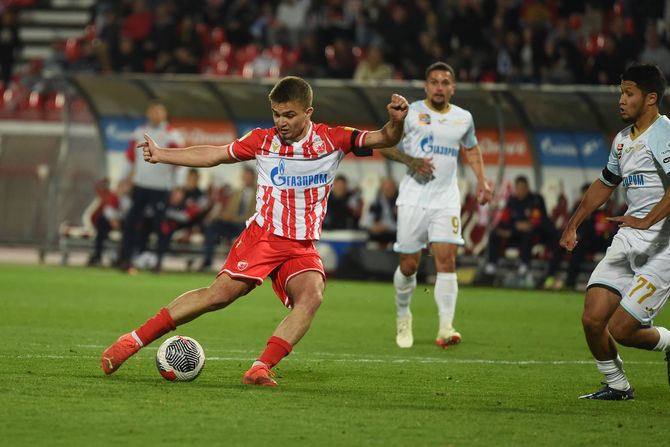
xmin=1 ymin=264 xmax=668 ymax=446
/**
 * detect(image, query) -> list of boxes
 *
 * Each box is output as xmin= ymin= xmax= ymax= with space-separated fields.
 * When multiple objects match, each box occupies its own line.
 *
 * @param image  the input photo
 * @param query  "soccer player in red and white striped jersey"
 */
xmin=101 ymin=76 xmax=409 ymax=386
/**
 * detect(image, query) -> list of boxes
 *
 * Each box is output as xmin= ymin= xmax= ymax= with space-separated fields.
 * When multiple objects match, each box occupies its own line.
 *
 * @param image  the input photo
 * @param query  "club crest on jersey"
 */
xmin=270 ymin=159 xmax=329 ymax=187
xmin=271 ymin=140 xmax=281 ymax=153
xmin=624 ymin=142 xmax=645 ymax=154
xmin=616 ymin=143 xmax=623 ymax=159
xmin=237 ymin=260 xmax=248 ymax=270
xmin=418 ymin=113 xmax=431 ymax=125
xmin=312 ymin=135 xmax=326 ymax=153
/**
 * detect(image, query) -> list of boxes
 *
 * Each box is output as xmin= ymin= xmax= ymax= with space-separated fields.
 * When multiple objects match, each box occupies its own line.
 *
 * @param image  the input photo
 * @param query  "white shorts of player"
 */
xmin=588 ymin=229 xmax=670 ymax=325
xmin=393 ymin=204 xmax=464 ymax=254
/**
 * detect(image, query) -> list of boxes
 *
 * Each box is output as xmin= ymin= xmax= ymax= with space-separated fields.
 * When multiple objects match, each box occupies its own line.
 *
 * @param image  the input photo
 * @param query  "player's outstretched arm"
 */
xmin=463 ymin=145 xmax=492 ymax=205
xmin=363 ymin=94 xmax=409 ymax=149
xmin=608 ymin=184 xmax=670 ymax=230
xmin=379 ymin=147 xmax=434 ymax=176
xmin=561 ymin=179 xmax=615 ymax=251
xmin=140 ymin=133 xmax=235 ymax=167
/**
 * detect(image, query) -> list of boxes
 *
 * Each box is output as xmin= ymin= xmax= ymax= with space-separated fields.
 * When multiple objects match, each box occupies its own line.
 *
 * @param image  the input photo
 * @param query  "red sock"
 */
xmin=133 ymin=308 xmax=176 ymax=346
xmin=258 ymin=336 xmax=292 ymax=368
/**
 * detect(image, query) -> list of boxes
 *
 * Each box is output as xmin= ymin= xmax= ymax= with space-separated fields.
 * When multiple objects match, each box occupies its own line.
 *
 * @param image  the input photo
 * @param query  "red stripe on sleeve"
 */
xmin=227 ymin=143 xmax=238 ymax=161
xmin=126 ymin=140 xmax=136 ymax=162
xmin=356 ymin=131 xmax=368 ymax=147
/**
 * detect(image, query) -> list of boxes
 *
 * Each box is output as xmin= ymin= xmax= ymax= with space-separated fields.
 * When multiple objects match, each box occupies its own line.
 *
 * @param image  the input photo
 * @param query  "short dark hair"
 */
xmin=514 ymin=175 xmax=529 ymax=185
xmin=425 ymin=62 xmax=455 ymax=80
xmin=269 ymin=76 xmax=313 ymax=108
xmin=621 ymin=63 xmax=666 ymax=104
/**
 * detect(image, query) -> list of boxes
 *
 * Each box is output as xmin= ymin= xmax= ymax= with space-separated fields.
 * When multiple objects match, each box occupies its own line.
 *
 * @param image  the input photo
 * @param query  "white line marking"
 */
xmin=6 ymin=353 xmax=664 ymax=366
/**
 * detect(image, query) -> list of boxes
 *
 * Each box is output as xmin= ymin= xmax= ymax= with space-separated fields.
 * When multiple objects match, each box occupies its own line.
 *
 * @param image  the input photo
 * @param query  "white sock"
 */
xmin=653 ymin=326 xmax=670 ymax=352
xmin=435 ymin=272 xmax=458 ymax=327
xmin=394 ymin=266 xmax=416 ymax=319
xmin=596 ymin=355 xmax=630 ymax=391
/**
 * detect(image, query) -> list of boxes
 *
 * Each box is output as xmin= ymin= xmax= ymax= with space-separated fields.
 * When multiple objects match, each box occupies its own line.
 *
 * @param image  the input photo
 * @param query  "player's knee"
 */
xmin=203 ymin=282 xmax=250 ymax=311
xmin=581 ymin=311 xmax=606 ymax=333
xmin=399 ymin=260 xmax=418 ymax=276
xmin=294 ymin=289 xmax=323 ymax=314
xmin=203 ymin=291 xmax=236 ymax=311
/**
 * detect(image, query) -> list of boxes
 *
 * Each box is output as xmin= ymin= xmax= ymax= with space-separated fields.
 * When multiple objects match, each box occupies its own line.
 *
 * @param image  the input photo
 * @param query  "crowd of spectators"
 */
xmin=477 ymin=175 xmax=622 ymax=290
xmin=7 ymin=0 xmax=667 ymax=84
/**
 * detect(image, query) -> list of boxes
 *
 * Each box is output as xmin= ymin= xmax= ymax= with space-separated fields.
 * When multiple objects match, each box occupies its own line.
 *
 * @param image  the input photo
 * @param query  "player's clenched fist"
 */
xmin=559 ymin=226 xmax=578 ymax=252
xmin=138 ymin=133 xmax=160 ymax=164
xmin=387 ymin=94 xmax=409 ymax=121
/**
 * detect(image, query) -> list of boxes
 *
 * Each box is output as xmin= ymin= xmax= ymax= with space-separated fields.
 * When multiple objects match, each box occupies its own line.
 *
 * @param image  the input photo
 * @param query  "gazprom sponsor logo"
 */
xmin=419 ymin=134 xmax=459 ymax=157
xmin=623 ymin=173 xmax=645 ymax=187
xmin=270 ymin=159 xmax=328 ymax=187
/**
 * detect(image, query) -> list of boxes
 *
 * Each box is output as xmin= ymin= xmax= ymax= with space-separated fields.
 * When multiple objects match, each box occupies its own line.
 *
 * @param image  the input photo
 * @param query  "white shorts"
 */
xmin=393 ymin=204 xmax=464 ymax=253
xmin=588 ymin=230 xmax=670 ymax=325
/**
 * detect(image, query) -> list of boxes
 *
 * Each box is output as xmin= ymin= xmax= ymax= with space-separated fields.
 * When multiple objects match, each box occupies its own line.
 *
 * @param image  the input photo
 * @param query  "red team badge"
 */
xmin=237 ymin=260 xmax=249 ymax=271
xmin=313 ymin=135 xmax=326 ymax=154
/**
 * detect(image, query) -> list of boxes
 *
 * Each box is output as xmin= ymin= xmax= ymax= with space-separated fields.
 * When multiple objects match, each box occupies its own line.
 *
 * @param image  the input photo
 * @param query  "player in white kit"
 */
xmin=381 ymin=62 xmax=492 ymax=348
xmin=561 ymin=64 xmax=670 ymax=400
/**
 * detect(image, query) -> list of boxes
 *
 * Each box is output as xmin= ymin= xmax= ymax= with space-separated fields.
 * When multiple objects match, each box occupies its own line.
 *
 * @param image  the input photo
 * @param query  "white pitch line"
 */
xmin=6 ymin=353 xmax=664 ymax=366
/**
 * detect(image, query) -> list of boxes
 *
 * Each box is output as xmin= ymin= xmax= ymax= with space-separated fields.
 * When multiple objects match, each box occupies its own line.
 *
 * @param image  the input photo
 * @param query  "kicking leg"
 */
xmin=101 ymin=273 xmax=255 ymax=374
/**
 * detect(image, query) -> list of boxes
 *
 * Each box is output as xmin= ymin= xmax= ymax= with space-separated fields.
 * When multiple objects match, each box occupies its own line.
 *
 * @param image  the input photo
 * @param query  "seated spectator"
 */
xmin=545 ymin=184 xmax=619 ymax=290
xmin=640 ymin=24 xmax=670 ymax=79
xmin=482 ymin=175 xmax=562 ymax=284
xmin=200 ymin=166 xmax=256 ymax=271
xmin=88 ymin=178 xmax=132 ymax=266
xmin=154 ymin=169 xmax=210 ymax=272
xmin=360 ymin=177 xmax=397 ymax=248
xmin=112 ymin=35 xmax=143 ymax=73
xmin=326 ymin=37 xmax=357 ymax=79
xmin=322 ymin=174 xmax=362 ymax=230
xmin=353 ymin=45 xmax=393 ymax=81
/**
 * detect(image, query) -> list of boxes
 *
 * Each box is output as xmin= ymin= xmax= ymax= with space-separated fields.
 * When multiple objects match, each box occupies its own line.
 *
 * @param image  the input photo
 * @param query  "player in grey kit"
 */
xmin=561 ymin=64 xmax=670 ymax=400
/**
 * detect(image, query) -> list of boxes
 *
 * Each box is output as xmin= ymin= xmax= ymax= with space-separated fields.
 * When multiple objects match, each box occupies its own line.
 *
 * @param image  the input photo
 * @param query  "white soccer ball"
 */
xmin=156 ymin=336 xmax=205 ymax=381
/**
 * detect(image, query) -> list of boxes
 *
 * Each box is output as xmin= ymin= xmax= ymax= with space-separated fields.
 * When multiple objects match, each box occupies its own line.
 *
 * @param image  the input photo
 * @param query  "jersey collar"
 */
xmin=423 ymin=99 xmax=451 ymax=114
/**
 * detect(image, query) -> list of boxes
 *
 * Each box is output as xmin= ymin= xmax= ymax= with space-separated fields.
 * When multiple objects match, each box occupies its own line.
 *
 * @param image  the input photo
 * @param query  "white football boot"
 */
xmin=436 ymin=323 xmax=461 ymax=349
xmin=396 ymin=315 xmax=413 ymax=348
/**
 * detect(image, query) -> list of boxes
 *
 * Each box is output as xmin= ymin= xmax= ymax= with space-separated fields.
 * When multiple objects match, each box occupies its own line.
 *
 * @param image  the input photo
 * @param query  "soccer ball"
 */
xmin=156 ymin=336 xmax=205 ymax=381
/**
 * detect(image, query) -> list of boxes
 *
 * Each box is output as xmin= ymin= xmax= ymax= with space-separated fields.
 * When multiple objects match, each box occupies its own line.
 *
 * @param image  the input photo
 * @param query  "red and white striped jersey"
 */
xmin=126 ymin=123 xmax=185 ymax=190
xmin=227 ymin=122 xmax=370 ymax=240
